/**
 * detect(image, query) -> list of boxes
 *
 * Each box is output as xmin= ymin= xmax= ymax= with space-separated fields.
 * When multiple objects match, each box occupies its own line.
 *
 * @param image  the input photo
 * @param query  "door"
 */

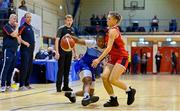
xmin=158 ymin=47 xmax=179 ymax=73
xmin=131 ymin=47 xmax=153 ymax=73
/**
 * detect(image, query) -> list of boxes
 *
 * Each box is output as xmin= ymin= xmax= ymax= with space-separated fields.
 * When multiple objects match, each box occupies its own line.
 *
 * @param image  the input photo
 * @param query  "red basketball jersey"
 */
xmin=105 ymin=26 xmax=128 ymax=57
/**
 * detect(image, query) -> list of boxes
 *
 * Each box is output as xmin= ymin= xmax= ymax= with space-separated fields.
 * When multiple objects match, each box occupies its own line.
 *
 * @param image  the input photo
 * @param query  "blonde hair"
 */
xmin=9 ymin=14 xmax=17 ymax=19
xmin=108 ymin=11 xmax=122 ymax=23
xmin=65 ymin=14 xmax=73 ymax=20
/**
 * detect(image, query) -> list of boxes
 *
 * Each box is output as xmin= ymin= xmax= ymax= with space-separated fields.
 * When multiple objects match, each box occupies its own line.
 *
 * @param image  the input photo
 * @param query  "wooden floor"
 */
xmin=0 ymin=74 xmax=180 ymax=111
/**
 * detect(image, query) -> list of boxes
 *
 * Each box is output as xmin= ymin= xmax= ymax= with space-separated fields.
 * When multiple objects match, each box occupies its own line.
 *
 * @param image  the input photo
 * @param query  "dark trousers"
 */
xmin=151 ymin=23 xmax=159 ymax=32
xmin=20 ymin=45 xmax=34 ymax=87
xmin=56 ymin=50 xmax=72 ymax=90
xmin=141 ymin=63 xmax=147 ymax=74
xmin=0 ymin=49 xmax=17 ymax=87
xmin=156 ymin=62 xmax=161 ymax=73
xmin=126 ymin=62 xmax=131 ymax=73
xmin=132 ymin=63 xmax=138 ymax=74
xmin=171 ymin=62 xmax=177 ymax=74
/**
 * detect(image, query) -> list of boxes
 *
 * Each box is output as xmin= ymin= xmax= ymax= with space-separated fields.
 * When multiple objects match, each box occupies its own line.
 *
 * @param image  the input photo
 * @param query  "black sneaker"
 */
xmin=126 ymin=87 xmax=136 ymax=105
xmin=81 ymin=96 xmax=91 ymax=106
xmin=90 ymin=96 xmax=99 ymax=103
xmin=57 ymin=88 xmax=61 ymax=92
xmin=103 ymin=96 xmax=119 ymax=107
xmin=81 ymin=95 xmax=99 ymax=106
xmin=62 ymin=87 xmax=73 ymax=91
xmin=65 ymin=92 xmax=76 ymax=103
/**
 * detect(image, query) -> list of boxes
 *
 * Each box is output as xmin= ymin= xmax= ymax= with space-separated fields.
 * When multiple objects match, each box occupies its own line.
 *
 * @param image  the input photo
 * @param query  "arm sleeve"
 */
xmin=3 ymin=25 xmax=14 ymax=35
xmin=85 ymin=40 xmax=97 ymax=48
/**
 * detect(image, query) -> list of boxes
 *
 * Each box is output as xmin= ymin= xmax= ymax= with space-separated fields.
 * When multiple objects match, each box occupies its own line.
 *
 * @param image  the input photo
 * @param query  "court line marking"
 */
xmin=0 ymin=82 xmax=82 ymax=101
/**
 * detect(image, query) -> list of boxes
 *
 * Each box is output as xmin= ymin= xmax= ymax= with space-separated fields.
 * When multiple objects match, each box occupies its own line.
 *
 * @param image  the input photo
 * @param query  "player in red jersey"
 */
xmin=92 ymin=11 xmax=136 ymax=107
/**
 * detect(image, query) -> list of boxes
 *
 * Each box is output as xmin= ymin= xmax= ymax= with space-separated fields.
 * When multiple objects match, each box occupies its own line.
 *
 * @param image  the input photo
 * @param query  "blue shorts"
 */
xmin=74 ymin=59 xmax=96 ymax=81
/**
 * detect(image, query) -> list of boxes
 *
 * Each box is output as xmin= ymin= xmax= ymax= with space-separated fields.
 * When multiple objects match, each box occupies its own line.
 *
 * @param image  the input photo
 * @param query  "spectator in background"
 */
xmin=95 ymin=15 xmax=100 ymax=25
xmin=47 ymin=47 xmax=55 ymax=59
xmin=171 ymin=52 xmax=177 ymax=74
xmin=151 ymin=15 xmax=159 ymax=32
xmin=169 ymin=19 xmax=177 ymax=32
xmin=132 ymin=52 xmax=139 ymax=74
xmin=126 ymin=53 xmax=131 ymax=74
xmin=35 ymin=48 xmax=48 ymax=60
xmin=101 ymin=14 xmax=107 ymax=28
xmin=90 ymin=14 xmax=96 ymax=26
xmin=141 ymin=52 xmax=148 ymax=74
xmin=132 ymin=21 xmax=139 ymax=32
xmin=18 ymin=0 xmax=27 ymax=11
xmin=8 ymin=3 xmax=15 ymax=18
xmin=155 ymin=51 xmax=162 ymax=73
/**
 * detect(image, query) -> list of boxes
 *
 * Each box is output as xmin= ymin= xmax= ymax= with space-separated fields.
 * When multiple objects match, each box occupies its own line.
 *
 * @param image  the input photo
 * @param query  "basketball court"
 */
xmin=1 ymin=0 xmax=180 ymax=110
xmin=0 ymin=74 xmax=179 ymax=110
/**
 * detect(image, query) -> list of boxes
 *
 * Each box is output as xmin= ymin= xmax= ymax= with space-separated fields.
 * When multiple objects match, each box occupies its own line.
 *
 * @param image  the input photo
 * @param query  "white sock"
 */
xmin=84 ymin=92 xmax=90 ymax=98
xmin=71 ymin=92 xmax=76 ymax=97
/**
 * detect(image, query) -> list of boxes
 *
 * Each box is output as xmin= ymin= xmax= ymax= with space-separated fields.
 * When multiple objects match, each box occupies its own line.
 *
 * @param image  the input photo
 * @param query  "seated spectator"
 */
xmin=18 ymin=0 xmax=27 ymax=11
xmin=138 ymin=27 xmax=146 ymax=32
xmin=8 ymin=3 xmax=15 ymax=18
xmin=101 ymin=14 xmax=107 ymax=27
xmin=95 ymin=15 xmax=100 ymax=25
xmin=47 ymin=47 xmax=56 ymax=60
xmin=132 ymin=21 xmax=139 ymax=32
xmin=169 ymin=19 xmax=177 ymax=32
xmin=126 ymin=26 xmax=133 ymax=32
xmin=90 ymin=14 xmax=96 ymax=26
xmin=151 ymin=15 xmax=159 ymax=32
xmin=35 ymin=48 xmax=48 ymax=60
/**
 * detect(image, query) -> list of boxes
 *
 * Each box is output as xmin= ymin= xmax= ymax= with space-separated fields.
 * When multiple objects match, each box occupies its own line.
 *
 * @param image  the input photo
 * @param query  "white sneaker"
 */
xmin=6 ymin=86 xmax=15 ymax=92
xmin=19 ymin=86 xmax=28 ymax=91
xmin=1 ymin=86 xmax=6 ymax=92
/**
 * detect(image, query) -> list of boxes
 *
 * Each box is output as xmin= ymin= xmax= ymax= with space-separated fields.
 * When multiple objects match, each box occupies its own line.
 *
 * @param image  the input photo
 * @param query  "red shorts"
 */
xmin=107 ymin=55 xmax=129 ymax=69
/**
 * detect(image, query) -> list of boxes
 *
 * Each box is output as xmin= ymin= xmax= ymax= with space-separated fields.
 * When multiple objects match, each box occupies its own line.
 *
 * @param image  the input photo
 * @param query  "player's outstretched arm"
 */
xmin=71 ymin=36 xmax=86 ymax=45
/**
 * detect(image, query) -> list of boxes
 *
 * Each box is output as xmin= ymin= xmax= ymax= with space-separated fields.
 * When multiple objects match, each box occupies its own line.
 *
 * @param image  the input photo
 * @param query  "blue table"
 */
xmin=33 ymin=60 xmax=58 ymax=82
xmin=32 ymin=60 xmax=79 ymax=83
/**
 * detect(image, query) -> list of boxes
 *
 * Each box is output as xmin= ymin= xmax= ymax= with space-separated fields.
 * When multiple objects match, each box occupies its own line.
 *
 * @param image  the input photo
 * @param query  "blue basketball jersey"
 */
xmin=74 ymin=40 xmax=102 ymax=81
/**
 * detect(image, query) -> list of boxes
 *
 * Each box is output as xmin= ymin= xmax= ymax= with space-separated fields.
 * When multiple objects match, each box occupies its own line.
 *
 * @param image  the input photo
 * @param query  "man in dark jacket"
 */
xmin=55 ymin=15 xmax=76 ymax=92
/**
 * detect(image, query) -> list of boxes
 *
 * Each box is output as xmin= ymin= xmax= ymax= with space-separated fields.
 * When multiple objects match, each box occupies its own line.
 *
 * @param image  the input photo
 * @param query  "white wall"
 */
xmin=14 ymin=0 xmax=65 ymax=37
xmin=13 ymin=0 xmax=180 ymax=36
xmin=79 ymin=0 xmax=180 ymax=28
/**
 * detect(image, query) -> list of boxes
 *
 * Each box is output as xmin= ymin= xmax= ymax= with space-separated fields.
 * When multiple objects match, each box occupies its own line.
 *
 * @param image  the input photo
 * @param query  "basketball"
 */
xmin=60 ymin=35 xmax=75 ymax=52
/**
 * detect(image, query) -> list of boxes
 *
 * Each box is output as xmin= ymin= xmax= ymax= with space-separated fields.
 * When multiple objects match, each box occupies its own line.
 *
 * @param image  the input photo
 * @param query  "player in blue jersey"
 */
xmin=65 ymin=30 xmax=106 ymax=106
